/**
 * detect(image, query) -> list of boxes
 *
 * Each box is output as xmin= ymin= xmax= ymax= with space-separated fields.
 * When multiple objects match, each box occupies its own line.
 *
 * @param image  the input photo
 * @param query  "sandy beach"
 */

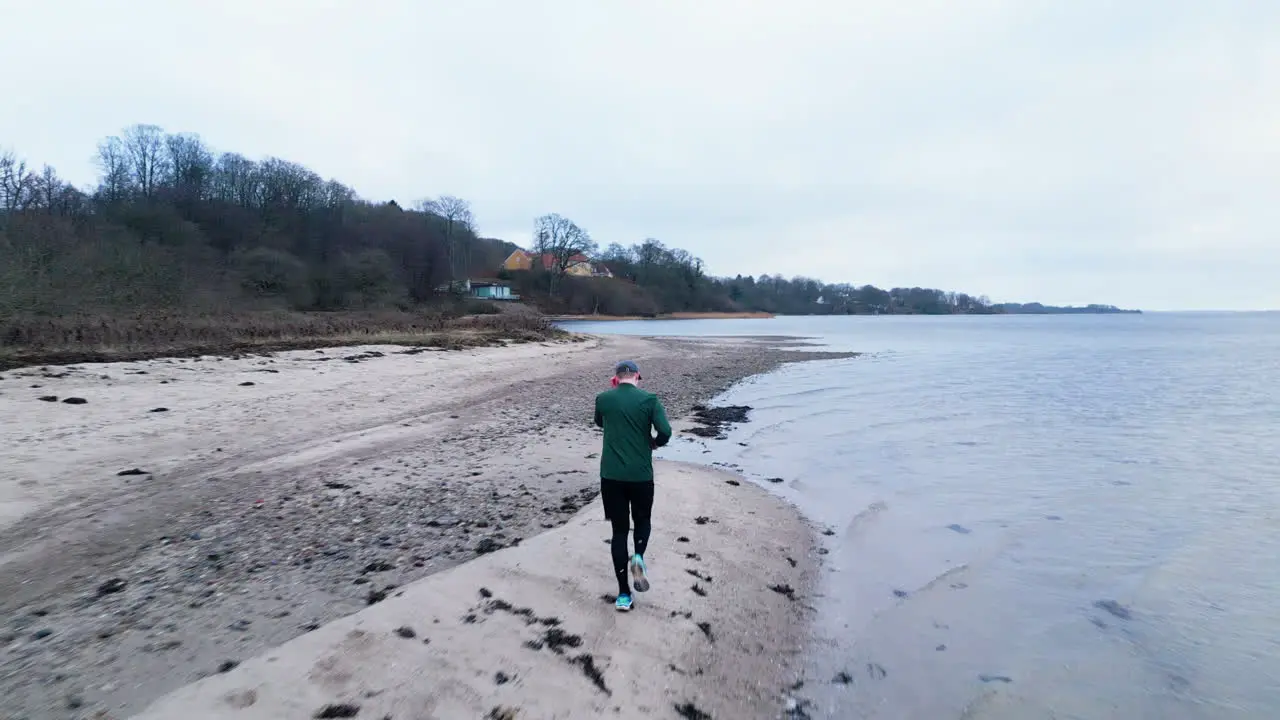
xmin=132 ymin=460 xmax=814 ymax=720
xmin=0 ymin=332 xmax=851 ymax=719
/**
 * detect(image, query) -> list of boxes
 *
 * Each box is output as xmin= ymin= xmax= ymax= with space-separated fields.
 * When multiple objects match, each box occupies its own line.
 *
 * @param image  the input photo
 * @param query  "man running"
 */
xmin=594 ymin=360 xmax=672 ymax=612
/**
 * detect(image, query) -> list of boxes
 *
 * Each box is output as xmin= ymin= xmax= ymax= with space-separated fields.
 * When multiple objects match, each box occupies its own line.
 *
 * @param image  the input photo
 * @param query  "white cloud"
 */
xmin=1 ymin=0 xmax=1276 ymax=309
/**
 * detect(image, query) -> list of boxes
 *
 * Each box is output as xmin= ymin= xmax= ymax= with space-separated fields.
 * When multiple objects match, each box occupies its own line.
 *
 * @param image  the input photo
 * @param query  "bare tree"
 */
xmin=0 ymin=150 xmax=37 ymax=213
xmin=165 ymin=132 xmax=214 ymax=202
xmin=421 ymin=195 xmax=474 ymax=283
xmin=532 ymin=213 xmax=596 ymax=295
xmin=35 ymin=165 xmax=61 ymax=212
xmin=95 ymin=136 xmax=131 ymax=202
xmin=211 ymin=152 xmax=259 ymax=207
xmin=121 ymin=124 xmax=169 ymax=198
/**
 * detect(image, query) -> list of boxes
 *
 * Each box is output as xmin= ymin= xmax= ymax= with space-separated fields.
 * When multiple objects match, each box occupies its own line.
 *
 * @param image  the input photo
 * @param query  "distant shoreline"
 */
xmin=550 ymin=308 xmax=1145 ymax=320
xmin=549 ymin=311 xmax=776 ymax=321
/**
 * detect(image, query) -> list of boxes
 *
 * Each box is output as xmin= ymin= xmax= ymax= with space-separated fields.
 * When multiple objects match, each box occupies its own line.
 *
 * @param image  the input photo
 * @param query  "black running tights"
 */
xmin=600 ymin=478 xmax=654 ymax=596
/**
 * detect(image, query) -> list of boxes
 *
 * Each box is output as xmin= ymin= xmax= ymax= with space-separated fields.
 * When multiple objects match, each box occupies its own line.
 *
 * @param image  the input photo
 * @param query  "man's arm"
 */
xmin=650 ymin=396 xmax=672 ymax=448
xmin=593 ymin=394 xmax=603 ymax=428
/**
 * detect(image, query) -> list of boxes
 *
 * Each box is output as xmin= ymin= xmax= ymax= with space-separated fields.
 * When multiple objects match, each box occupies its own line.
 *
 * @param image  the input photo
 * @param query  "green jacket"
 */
xmin=594 ymin=383 xmax=672 ymax=482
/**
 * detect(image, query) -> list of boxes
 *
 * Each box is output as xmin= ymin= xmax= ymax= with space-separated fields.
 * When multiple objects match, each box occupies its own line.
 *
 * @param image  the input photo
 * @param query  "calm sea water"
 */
xmin=561 ymin=313 xmax=1280 ymax=720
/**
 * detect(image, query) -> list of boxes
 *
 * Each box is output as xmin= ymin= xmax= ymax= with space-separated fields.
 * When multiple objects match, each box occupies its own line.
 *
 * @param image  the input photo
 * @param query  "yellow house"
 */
xmin=500 ymin=249 xmax=534 ymax=272
xmin=500 ymin=249 xmax=593 ymax=276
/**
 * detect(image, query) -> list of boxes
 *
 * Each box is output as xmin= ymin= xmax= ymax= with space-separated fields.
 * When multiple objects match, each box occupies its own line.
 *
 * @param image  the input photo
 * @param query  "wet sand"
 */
xmin=0 ymin=333 xmax=848 ymax=718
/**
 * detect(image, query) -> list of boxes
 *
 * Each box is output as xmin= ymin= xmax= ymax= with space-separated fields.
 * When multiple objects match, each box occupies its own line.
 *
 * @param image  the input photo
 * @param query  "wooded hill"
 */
xmin=1 ymin=124 xmax=1129 ymax=331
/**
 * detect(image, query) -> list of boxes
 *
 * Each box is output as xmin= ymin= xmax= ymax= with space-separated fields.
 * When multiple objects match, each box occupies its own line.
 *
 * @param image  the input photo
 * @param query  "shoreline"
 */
xmin=132 ymin=460 xmax=818 ymax=719
xmin=0 ymin=332 xmax=848 ymax=718
xmin=549 ymin=311 xmax=776 ymax=321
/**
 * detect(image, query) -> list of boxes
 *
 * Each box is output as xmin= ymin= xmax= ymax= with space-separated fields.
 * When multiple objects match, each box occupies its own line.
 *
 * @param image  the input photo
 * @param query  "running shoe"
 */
xmin=615 ymin=593 xmax=633 ymax=612
xmin=629 ymin=554 xmax=650 ymax=593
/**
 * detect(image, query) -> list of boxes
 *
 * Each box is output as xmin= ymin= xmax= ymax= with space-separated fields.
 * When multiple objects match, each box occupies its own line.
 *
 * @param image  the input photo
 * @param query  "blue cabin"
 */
xmin=470 ymin=280 xmax=518 ymax=301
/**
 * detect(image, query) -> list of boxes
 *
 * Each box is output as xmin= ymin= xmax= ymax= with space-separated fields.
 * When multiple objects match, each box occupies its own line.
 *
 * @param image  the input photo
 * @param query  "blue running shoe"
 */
xmin=615 ymin=593 xmax=633 ymax=612
xmin=629 ymin=554 xmax=650 ymax=592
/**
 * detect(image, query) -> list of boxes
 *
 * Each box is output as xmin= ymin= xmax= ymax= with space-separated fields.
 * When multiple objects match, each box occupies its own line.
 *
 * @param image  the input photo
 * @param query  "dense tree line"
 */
xmin=0 ymin=124 xmax=518 ymax=317
xmin=536 ymin=239 xmax=997 ymax=315
xmin=503 ymin=237 xmax=1001 ymax=316
xmin=3 ymin=124 xmax=1118 ymax=323
xmin=996 ymin=302 xmax=1138 ymax=314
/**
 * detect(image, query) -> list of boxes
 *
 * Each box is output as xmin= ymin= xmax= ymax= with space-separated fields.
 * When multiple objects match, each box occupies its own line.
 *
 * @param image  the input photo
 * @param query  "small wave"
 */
xmin=844 ymin=501 xmax=888 ymax=534
xmin=916 ymin=563 xmax=971 ymax=594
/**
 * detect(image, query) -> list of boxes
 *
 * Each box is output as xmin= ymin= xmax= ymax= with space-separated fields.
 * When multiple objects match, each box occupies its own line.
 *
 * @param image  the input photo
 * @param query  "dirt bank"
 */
xmin=0 ymin=333 xmax=850 ymax=718
xmin=133 ymin=461 xmax=816 ymax=720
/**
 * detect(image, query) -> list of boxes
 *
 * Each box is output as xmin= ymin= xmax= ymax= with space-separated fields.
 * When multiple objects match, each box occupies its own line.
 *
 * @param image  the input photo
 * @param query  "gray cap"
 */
xmin=615 ymin=360 xmax=639 ymax=375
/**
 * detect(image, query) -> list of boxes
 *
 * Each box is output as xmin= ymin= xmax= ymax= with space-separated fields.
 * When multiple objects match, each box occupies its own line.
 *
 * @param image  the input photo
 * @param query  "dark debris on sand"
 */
xmin=313 ymin=703 xmax=360 ymax=718
xmin=674 ymin=701 xmax=713 ymax=720
xmin=94 ymin=578 xmax=127 ymax=597
xmin=769 ymin=584 xmax=797 ymax=600
xmin=784 ymin=696 xmax=814 ymax=719
xmin=570 ymin=653 xmax=611 ymax=695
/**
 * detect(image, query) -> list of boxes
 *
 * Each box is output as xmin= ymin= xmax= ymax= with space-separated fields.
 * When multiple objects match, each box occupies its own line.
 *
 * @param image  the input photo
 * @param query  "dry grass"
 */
xmin=0 ymin=309 xmax=562 ymax=370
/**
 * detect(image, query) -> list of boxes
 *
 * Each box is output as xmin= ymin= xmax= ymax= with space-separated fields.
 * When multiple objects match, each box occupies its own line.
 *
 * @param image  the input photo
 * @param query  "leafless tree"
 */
xmin=34 ymin=165 xmax=61 ymax=212
xmin=257 ymin=157 xmax=324 ymax=212
xmin=211 ymin=152 xmax=259 ymax=207
xmin=121 ymin=124 xmax=169 ymax=198
xmin=0 ymin=150 xmax=37 ymax=214
xmin=165 ymin=132 xmax=214 ymax=202
xmin=95 ymin=136 xmax=131 ymax=203
xmin=421 ymin=195 xmax=474 ymax=283
xmin=533 ymin=213 xmax=596 ymax=295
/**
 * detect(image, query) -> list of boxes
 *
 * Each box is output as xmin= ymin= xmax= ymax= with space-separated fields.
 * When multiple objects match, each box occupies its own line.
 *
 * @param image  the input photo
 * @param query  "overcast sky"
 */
xmin=2 ymin=0 xmax=1277 ymax=310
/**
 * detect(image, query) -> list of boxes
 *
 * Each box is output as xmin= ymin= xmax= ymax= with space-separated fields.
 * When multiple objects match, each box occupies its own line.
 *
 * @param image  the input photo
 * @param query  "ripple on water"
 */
xmin=643 ymin=313 xmax=1280 ymax=718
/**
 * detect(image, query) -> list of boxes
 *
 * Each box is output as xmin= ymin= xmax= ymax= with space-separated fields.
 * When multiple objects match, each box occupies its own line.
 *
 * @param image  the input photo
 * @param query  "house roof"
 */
xmin=536 ymin=252 xmax=590 ymax=269
xmin=504 ymin=249 xmax=592 ymax=270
